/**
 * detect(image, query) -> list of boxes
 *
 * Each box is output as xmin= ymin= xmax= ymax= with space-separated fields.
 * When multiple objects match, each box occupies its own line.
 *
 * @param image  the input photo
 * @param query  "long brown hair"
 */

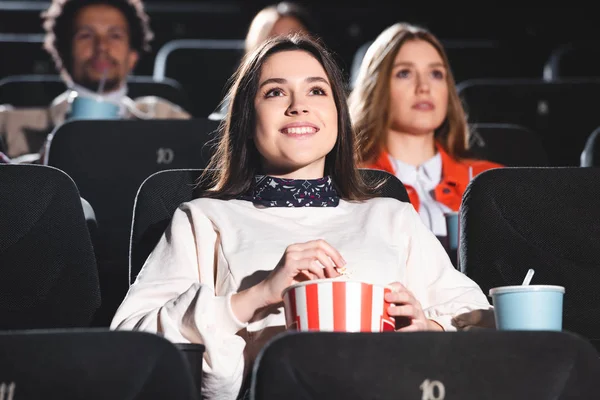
xmin=349 ymin=23 xmax=470 ymax=164
xmin=201 ymin=34 xmax=374 ymax=201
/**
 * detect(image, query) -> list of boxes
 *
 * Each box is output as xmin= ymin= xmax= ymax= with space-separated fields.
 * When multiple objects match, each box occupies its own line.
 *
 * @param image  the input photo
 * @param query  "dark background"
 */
xmin=1 ymin=2 xmax=596 ymax=82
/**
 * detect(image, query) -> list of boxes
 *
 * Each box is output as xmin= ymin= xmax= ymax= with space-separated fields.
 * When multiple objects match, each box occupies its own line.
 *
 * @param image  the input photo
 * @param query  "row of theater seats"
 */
xmin=1 ymin=330 xmax=599 ymax=399
xmin=3 ymin=116 xmax=600 ymax=326
xmin=133 ymin=166 xmax=600 ymax=356
xmin=45 ymin=119 xmax=219 ymax=325
xmin=458 ymin=79 xmax=600 ymax=167
xmin=1 ymin=36 xmax=600 ymax=116
xmin=2 ymin=74 xmax=600 ymax=167
xmin=2 ymin=162 xmax=600 ymax=398
xmin=3 ymin=160 xmax=600 ymax=343
xmin=3 ymin=35 xmax=600 ymax=85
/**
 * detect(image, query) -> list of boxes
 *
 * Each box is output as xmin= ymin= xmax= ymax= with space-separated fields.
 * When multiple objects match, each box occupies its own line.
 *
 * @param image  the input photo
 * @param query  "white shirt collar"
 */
xmin=390 ymin=152 xmax=443 ymax=190
xmin=389 ymin=152 xmax=450 ymax=236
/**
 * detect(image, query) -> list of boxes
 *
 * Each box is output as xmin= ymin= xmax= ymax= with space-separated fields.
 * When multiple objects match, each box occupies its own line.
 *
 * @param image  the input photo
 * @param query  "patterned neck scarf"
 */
xmin=238 ymin=175 xmax=340 ymax=207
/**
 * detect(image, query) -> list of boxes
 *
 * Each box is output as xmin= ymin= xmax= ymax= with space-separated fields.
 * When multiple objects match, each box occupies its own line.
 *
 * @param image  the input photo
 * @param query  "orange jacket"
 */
xmin=365 ymin=145 xmax=503 ymax=212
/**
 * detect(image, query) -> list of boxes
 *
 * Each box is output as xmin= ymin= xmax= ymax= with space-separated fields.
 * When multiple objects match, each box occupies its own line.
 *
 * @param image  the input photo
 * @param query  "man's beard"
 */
xmin=76 ymin=75 xmax=123 ymax=93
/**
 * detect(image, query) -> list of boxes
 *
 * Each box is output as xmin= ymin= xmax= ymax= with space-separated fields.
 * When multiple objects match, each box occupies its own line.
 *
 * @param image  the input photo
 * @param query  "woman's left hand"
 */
xmin=385 ymin=282 xmax=444 ymax=332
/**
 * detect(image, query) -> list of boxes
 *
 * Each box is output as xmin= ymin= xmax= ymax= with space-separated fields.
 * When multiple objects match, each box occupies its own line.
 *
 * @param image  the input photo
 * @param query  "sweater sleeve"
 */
xmin=111 ymin=203 xmax=248 ymax=400
xmin=402 ymin=206 xmax=492 ymax=331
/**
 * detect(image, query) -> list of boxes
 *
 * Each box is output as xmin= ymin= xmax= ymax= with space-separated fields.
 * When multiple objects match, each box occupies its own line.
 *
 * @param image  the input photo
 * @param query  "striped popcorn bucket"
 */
xmin=282 ymin=279 xmax=395 ymax=332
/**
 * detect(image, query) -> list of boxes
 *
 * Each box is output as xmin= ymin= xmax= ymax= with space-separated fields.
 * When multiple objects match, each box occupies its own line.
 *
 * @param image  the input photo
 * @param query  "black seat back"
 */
xmin=544 ymin=42 xmax=600 ymax=81
xmin=0 ymin=164 xmax=100 ymax=328
xmin=153 ymin=39 xmax=245 ymax=117
xmin=47 ymin=119 xmax=219 ymax=263
xmin=461 ymin=167 xmax=600 ymax=349
xmin=0 ymin=74 xmax=189 ymax=110
xmin=458 ymin=78 xmax=600 ymax=166
xmin=469 ymin=123 xmax=549 ymax=166
xmin=0 ymin=34 xmax=53 ymax=79
xmin=46 ymin=119 xmax=218 ymax=324
xmin=252 ymin=331 xmax=600 ymax=400
xmin=580 ymin=126 xmax=600 ymax=167
xmin=0 ymin=330 xmax=199 ymax=400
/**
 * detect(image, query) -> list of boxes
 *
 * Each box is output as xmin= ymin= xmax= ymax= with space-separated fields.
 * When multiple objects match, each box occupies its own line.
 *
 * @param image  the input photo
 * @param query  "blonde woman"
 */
xmin=350 ymin=23 xmax=502 ymax=237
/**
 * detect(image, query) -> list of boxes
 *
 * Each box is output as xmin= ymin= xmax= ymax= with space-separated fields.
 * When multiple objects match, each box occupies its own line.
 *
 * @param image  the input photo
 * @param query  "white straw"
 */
xmin=468 ymin=166 xmax=473 ymax=181
xmin=97 ymin=67 xmax=108 ymax=94
xmin=522 ymin=269 xmax=535 ymax=286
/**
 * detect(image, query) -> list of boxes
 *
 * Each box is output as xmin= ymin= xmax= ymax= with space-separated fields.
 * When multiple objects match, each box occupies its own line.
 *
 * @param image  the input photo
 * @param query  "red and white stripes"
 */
xmin=283 ymin=280 xmax=395 ymax=332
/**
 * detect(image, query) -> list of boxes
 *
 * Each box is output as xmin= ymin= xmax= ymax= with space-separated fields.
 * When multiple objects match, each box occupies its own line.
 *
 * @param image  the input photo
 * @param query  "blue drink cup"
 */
xmin=445 ymin=212 xmax=459 ymax=251
xmin=68 ymin=94 xmax=120 ymax=120
xmin=489 ymin=285 xmax=565 ymax=331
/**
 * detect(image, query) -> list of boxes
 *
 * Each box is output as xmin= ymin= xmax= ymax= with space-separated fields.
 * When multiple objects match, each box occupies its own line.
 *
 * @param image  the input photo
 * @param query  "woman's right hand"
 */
xmin=260 ymin=239 xmax=346 ymax=306
xmin=231 ymin=240 xmax=346 ymax=324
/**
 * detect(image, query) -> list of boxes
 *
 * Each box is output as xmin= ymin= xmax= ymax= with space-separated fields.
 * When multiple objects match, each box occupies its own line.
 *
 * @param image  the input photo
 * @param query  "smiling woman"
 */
xmin=252 ymin=50 xmax=338 ymax=179
xmin=202 ymin=34 xmax=369 ymax=200
xmin=111 ymin=35 xmax=492 ymax=400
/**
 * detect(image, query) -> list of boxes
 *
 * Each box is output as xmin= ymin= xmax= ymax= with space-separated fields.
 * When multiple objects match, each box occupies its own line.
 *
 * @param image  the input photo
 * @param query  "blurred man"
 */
xmin=0 ymin=0 xmax=190 ymax=160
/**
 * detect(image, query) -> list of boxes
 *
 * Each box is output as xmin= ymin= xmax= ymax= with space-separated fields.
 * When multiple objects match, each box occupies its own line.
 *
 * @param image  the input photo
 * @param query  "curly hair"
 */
xmin=42 ymin=0 xmax=153 ymax=79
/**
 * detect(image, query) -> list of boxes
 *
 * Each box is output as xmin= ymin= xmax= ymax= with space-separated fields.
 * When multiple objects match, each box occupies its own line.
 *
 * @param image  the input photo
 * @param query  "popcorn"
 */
xmin=336 ymin=266 xmax=347 ymax=275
